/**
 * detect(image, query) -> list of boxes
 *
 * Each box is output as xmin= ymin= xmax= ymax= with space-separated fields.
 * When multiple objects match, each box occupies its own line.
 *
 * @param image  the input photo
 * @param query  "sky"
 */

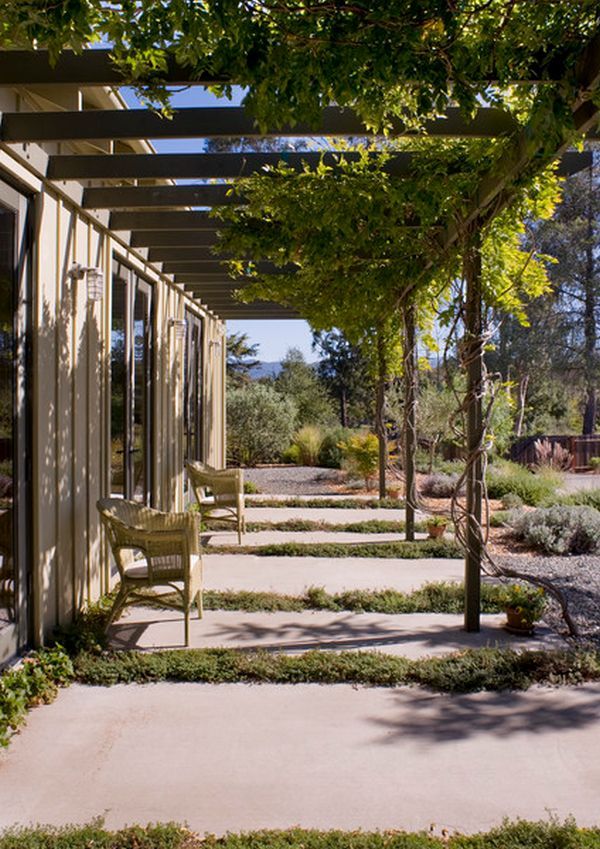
xmin=120 ymin=86 xmax=315 ymax=361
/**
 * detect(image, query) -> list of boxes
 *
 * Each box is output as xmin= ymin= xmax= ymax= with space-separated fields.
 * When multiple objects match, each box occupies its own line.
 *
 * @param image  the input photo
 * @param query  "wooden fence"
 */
xmin=510 ymin=435 xmax=600 ymax=471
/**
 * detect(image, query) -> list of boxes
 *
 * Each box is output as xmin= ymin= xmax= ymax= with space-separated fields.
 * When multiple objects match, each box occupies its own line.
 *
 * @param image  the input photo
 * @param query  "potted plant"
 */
xmin=426 ymin=515 xmax=448 ymax=538
xmin=387 ymin=484 xmax=403 ymax=500
xmin=499 ymin=584 xmax=546 ymax=635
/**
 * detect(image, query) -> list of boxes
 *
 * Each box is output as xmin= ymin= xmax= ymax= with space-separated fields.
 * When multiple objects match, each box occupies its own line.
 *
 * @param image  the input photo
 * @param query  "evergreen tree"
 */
xmin=226 ymin=332 xmax=259 ymax=387
xmin=274 ymin=348 xmax=335 ymax=427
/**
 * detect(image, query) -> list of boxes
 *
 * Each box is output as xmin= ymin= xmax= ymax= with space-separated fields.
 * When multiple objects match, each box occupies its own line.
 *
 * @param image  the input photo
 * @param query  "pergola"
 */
xmin=0 ymin=33 xmax=598 ymax=631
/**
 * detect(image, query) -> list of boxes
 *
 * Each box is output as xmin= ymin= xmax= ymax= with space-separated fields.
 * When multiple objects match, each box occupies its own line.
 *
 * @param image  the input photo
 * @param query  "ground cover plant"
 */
xmin=550 ymin=489 xmax=600 ymax=511
xmin=73 ymin=646 xmax=600 ymax=694
xmin=162 ymin=582 xmax=509 ymax=615
xmin=245 ymin=498 xmax=406 ymax=509
xmin=509 ymin=505 xmax=600 ymax=555
xmin=208 ymin=540 xmax=461 ymax=559
xmin=0 ymin=647 xmax=73 ymax=747
xmin=3 ymin=820 xmax=600 ymax=849
xmin=210 ymin=519 xmax=419 ymax=533
xmin=486 ymin=462 xmax=562 ymax=506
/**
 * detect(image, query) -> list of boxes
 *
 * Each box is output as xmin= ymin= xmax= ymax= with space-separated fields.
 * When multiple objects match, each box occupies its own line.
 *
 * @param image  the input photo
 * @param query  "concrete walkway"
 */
xmin=2 ymin=682 xmax=599 ymax=834
xmin=108 ymin=608 xmax=562 ymax=655
xmin=203 ymin=554 xmax=464 ymax=594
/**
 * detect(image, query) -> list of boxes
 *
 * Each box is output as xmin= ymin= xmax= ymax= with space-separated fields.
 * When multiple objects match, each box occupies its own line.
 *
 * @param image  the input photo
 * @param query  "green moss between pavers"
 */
xmin=2 ymin=821 xmax=600 ymax=848
xmin=204 ymin=515 xmax=432 ymax=536
xmin=208 ymin=539 xmax=461 ymax=558
xmin=245 ymin=497 xmax=406 ymax=509
xmin=73 ymin=647 xmax=600 ymax=693
xmin=196 ymin=583 xmax=507 ymax=614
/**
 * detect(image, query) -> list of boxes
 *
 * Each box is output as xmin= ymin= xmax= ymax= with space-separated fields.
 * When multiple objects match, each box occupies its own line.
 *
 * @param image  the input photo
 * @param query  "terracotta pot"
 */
xmin=426 ymin=523 xmax=447 ymax=539
xmin=387 ymin=489 xmax=403 ymax=500
xmin=504 ymin=606 xmax=535 ymax=636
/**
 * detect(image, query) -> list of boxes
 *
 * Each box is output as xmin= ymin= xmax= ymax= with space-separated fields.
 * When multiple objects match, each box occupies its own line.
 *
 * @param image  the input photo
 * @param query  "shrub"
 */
xmin=486 ymin=460 xmax=562 ymax=506
xmin=243 ymin=480 xmax=260 ymax=494
xmin=227 ymin=383 xmax=297 ymax=466
xmin=533 ymin=437 xmax=573 ymax=471
xmin=509 ymin=505 xmax=600 ymax=555
xmin=590 ymin=456 xmax=600 ymax=473
xmin=318 ymin=426 xmax=354 ymax=468
xmin=553 ymin=488 xmax=600 ymax=511
xmin=289 ymin=425 xmax=324 ymax=466
xmin=0 ymin=647 xmax=74 ymax=747
xmin=501 ymin=492 xmax=523 ymax=510
xmin=490 ymin=510 xmax=509 ymax=527
xmin=420 ymin=472 xmax=462 ymax=498
xmin=338 ymin=432 xmax=379 ymax=489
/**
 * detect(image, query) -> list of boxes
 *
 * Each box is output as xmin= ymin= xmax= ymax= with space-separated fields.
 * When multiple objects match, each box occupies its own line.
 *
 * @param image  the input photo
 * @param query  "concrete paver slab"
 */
xmin=1 ymin=682 xmax=599 ymax=834
xmin=108 ymin=608 xmax=562 ymax=655
xmin=203 ymin=555 xmax=464 ymax=594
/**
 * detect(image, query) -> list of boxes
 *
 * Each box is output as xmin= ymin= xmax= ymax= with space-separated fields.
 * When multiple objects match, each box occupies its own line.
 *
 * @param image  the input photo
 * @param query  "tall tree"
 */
xmin=312 ymin=330 xmax=373 ymax=427
xmin=274 ymin=347 xmax=335 ymax=427
xmin=226 ymin=332 xmax=259 ymax=387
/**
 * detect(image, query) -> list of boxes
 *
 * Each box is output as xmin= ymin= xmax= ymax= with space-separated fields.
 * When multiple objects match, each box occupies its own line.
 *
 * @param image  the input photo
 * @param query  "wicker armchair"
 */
xmin=97 ymin=498 xmax=203 ymax=646
xmin=186 ymin=461 xmax=245 ymax=544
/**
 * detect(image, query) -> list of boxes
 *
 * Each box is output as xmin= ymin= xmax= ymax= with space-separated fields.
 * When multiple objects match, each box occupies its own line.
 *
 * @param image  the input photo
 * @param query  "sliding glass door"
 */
xmin=110 ymin=261 xmax=154 ymax=503
xmin=184 ymin=310 xmax=204 ymax=464
xmin=0 ymin=179 xmax=31 ymax=663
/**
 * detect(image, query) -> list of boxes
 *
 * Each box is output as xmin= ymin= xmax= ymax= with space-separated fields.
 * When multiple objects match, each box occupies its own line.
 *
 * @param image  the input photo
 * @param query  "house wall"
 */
xmin=0 ymin=88 xmax=226 ymax=647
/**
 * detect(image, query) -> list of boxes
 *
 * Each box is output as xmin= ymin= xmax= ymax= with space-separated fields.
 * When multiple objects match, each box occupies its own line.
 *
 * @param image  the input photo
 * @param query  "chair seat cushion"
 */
xmin=124 ymin=553 xmax=201 ymax=580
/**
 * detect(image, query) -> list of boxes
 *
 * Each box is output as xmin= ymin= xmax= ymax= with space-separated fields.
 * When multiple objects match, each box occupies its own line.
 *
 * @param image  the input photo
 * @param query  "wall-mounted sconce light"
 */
xmin=67 ymin=263 xmax=104 ymax=302
xmin=169 ymin=318 xmax=188 ymax=340
xmin=209 ymin=338 xmax=222 ymax=352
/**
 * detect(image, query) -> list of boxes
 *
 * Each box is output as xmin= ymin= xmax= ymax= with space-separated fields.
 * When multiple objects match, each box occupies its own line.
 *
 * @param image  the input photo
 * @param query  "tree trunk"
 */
xmin=463 ymin=233 xmax=484 ymax=633
xmin=403 ymin=304 xmax=417 ymax=541
xmin=583 ymin=165 xmax=597 ymax=435
xmin=376 ymin=329 xmax=387 ymax=500
xmin=340 ymin=388 xmax=348 ymax=428
xmin=514 ymin=374 xmax=529 ymax=437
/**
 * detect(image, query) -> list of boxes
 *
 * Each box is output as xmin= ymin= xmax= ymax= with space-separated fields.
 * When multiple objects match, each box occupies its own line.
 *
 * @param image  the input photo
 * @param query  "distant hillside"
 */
xmin=251 ymin=361 xmax=283 ymax=379
xmin=251 ymin=360 xmax=318 ymax=379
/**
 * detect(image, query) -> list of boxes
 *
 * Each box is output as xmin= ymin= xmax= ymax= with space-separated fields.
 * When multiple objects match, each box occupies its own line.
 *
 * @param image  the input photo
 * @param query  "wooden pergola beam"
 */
xmin=82 ymin=184 xmax=238 ymax=208
xmin=48 ymin=151 xmax=418 ymax=180
xmin=0 ymin=49 xmax=571 ymax=87
xmin=2 ymin=106 xmax=519 ymax=142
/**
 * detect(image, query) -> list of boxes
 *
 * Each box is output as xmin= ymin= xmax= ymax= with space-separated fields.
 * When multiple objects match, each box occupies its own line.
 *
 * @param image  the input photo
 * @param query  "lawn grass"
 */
xmin=208 ymin=539 xmax=461 ymax=558
xmin=73 ymin=646 xmax=600 ymax=694
xmin=3 ymin=820 xmax=600 ymax=849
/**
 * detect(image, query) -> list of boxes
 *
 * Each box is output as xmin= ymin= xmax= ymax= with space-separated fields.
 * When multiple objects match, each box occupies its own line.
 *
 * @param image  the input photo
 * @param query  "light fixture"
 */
xmin=67 ymin=263 xmax=104 ymax=302
xmin=170 ymin=318 xmax=188 ymax=340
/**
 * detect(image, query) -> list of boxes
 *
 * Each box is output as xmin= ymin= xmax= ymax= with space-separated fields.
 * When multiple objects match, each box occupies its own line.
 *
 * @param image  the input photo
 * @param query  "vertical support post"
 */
xmin=403 ymin=304 xmax=417 ymax=541
xmin=376 ymin=327 xmax=387 ymax=500
xmin=463 ymin=234 xmax=483 ymax=632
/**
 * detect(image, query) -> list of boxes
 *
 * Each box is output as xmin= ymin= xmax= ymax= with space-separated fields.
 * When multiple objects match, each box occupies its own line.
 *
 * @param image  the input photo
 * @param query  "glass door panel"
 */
xmin=110 ymin=263 xmax=153 ymax=504
xmin=132 ymin=279 xmax=152 ymax=502
xmin=0 ymin=181 xmax=30 ymax=662
xmin=184 ymin=311 xmax=204 ymax=464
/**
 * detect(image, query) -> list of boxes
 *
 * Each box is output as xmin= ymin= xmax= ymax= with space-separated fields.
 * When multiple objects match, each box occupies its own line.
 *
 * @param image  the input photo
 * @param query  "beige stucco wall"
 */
xmin=0 ymin=87 xmax=226 ymax=645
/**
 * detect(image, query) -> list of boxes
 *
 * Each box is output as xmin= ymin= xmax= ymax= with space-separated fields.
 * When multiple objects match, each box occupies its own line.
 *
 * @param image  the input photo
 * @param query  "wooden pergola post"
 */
xmin=403 ymin=303 xmax=417 ymax=541
xmin=463 ymin=233 xmax=484 ymax=632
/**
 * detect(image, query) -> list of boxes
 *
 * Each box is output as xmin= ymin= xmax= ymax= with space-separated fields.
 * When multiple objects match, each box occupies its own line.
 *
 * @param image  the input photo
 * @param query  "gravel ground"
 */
xmin=496 ymin=553 xmax=600 ymax=647
xmin=244 ymin=465 xmax=344 ymax=495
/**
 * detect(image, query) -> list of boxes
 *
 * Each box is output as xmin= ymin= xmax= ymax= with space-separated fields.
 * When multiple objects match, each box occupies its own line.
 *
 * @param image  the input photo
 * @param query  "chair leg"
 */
xmin=106 ymin=585 xmax=129 ymax=628
xmin=184 ymin=604 xmax=190 ymax=647
xmin=196 ymin=590 xmax=203 ymax=619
